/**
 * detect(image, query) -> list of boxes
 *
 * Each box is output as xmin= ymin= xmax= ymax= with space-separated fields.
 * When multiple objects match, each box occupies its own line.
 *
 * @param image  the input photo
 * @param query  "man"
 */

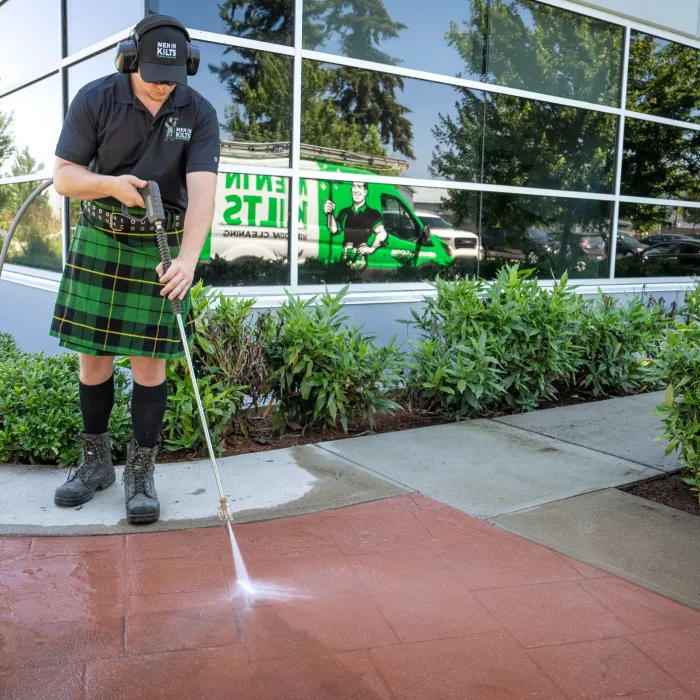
xmin=49 ymin=15 xmax=219 ymax=525
xmin=324 ymin=181 xmax=388 ymax=259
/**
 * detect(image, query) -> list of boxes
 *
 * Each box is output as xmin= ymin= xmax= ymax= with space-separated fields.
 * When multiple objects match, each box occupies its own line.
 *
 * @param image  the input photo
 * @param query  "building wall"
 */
xmin=3 ymin=0 xmax=700 ymax=353
xmin=579 ymin=0 xmax=700 ymax=37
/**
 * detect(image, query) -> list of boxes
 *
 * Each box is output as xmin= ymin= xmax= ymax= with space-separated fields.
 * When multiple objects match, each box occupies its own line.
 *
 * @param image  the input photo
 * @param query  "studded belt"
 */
xmin=81 ymin=201 xmax=184 ymax=233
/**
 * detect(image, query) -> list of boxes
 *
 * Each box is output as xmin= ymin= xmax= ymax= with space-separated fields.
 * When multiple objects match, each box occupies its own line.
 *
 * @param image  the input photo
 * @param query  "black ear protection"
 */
xmin=115 ymin=15 xmax=200 ymax=77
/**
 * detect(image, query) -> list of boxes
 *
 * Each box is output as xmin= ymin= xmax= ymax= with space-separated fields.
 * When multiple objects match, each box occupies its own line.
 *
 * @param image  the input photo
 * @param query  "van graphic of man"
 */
xmin=324 ymin=182 xmax=388 ymax=258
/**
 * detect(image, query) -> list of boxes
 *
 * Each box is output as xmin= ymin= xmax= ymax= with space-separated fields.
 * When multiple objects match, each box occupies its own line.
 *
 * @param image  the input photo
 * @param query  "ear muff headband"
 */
xmin=115 ymin=16 xmax=200 ymax=77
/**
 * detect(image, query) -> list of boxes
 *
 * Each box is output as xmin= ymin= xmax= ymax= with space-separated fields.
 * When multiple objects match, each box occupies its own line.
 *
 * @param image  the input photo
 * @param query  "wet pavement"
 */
xmin=2 ymin=494 xmax=700 ymax=700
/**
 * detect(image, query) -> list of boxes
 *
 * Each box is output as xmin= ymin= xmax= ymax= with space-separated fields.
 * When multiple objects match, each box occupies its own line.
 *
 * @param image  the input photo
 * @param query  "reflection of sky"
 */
xmin=386 ymin=78 xmax=464 ymax=179
xmin=148 ymin=0 xmax=292 ymax=45
xmin=66 ymin=0 xmax=142 ymax=55
xmin=68 ymin=51 xmax=117 ymax=102
xmin=0 ymin=75 xmax=62 ymax=177
xmin=0 ymin=0 xmax=59 ymax=89
xmin=307 ymin=0 xmax=472 ymax=80
xmin=188 ymin=41 xmax=244 ymax=138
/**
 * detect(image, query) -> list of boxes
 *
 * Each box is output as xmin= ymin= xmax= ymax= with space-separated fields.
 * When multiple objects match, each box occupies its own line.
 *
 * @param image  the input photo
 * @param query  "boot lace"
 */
xmin=122 ymin=450 xmax=154 ymax=497
xmin=68 ymin=436 xmax=101 ymax=482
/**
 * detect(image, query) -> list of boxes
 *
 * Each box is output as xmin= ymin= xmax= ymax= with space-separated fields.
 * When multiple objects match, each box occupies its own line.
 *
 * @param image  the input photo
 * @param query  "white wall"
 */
xmin=574 ymin=0 xmax=700 ymax=37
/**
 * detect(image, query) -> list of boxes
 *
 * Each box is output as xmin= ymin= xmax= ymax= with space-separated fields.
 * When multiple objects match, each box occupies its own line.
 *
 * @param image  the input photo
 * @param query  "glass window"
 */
xmin=484 ymin=0 xmax=623 ymax=106
xmin=480 ymin=93 xmax=616 ymax=193
xmin=627 ymin=31 xmax=700 ymax=124
xmin=303 ymin=61 xmax=616 ymax=192
xmin=303 ymin=0 xmax=623 ymax=106
xmin=622 ymin=119 xmax=700 ymax=202
xmin=67 ymin=51 xmax=117 ymax=103
xmin=198 ymin=172 xmax=290 ymax=286
xmin=0 ymin=181 xmax=63 ymax=271
xmin=301 ymin=60 xmax=480 ymax=181
xmin=615 ymin=203 xmax=700 ymax=277
xmin=0 ymin=0 xmax=59 ymax=89
xmin=191 ymin=42 xmax=293 ymax=166
xmin=298 ymin=178 xmax=480 ymax=284
xmin=147 ymin=0 xmax=293 ymax=46
xmin=478 ymin=193 xmax=611 ymax=280
xmin=0 ymin=76 xmax=62 ymax=179
xmin=66 ymin=0 xmax=143 ymax=56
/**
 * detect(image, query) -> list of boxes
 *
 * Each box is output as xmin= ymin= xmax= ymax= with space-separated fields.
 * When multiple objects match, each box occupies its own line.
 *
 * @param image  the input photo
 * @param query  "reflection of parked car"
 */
xmin=414 ymin=210 xmax=481 ymax=259
xmin=481 ymin=226 xmax=557 ymax=263
xmin=639 ymin=233 xmax=697 ymax=246
xmin=635 ymin=240 xmax=700 ymax=266
xmin=615 ymin=232 xmax=647 ymax=256
xmin=547 ymin=231 xmax=606 ymax=262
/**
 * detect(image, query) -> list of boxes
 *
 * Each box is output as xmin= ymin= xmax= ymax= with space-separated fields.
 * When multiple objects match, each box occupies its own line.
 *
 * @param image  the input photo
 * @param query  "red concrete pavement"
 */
xmin=1 ymin=494 xmax=699 ymax=700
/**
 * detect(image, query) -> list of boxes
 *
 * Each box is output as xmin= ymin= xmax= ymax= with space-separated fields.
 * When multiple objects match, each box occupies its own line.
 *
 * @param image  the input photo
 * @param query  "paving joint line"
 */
xmin=315 ymin=443 xmax=417 ymax=491
xmin=486 ymin=418 xmax=672 ymax=475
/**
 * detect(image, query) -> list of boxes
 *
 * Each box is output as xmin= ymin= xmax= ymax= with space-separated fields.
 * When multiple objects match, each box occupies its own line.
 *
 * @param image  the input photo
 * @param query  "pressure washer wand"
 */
xmin=141 ymin=180 xmax=234 ymax=524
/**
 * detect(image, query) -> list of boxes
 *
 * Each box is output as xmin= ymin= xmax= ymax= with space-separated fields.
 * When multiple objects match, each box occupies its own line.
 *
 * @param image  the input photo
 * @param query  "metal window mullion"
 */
xmin=609 ymin=25 xmax=631 ymax=280
xmin=59 ymin=0 xmax=68 ymax=269
xmin=620 ymin=195 xmax=700 ymax=209
xmin=288 ymin=0 xmax=303 ymax=291
xmin=624 ymin=109 xmax=700 ymax=132
xmin=301 ymin=49 xmax=622 ymax=117
xmin=186 ymin=29 xmax=296 ymax=57
xmin=297 ymin=169 xmax=617 ymax=201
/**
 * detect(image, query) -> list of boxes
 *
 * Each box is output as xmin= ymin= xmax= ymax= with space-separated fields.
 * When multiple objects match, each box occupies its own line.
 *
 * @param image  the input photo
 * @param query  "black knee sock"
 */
xmin=131 ymin=381 xmax=168 ymax=448
xmin=80 ymin=375 xmax=115 ymax=435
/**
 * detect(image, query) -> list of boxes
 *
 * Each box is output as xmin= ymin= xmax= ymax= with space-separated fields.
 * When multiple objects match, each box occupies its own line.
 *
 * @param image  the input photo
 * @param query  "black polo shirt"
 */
xmin=336 ymin=203 xmax=383 ymax=247
xmin=55 ymin=72 xmax=220 ymax=212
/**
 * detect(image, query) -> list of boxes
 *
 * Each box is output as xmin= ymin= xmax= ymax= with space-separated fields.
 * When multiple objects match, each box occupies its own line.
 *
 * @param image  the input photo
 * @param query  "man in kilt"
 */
xmin=49 ymin=15 xmax=220 ymax=524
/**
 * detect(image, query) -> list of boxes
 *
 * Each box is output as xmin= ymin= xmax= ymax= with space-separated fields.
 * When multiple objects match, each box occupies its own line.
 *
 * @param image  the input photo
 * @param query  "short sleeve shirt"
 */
xmin=55 ymin=73 xmax=220 ymax=211
xmin=336 ymin=204 xmax=383 ymax=247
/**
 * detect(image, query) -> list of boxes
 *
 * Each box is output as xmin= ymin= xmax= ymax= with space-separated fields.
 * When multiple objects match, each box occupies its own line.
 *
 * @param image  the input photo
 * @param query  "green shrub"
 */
xmin=269 ymin=288 xmax=402 ymax=433
xmin=406 ymin=265 xmax=583 ymax=412
xmin=405 ymin=332 xmax=502 ymax=419
xmin=161 ymin=362 xmax=245 ymax=455
xmin=0 ymin=332 xmax=20 ymax=360
xmin=655 ymin=322 xmax=700 ymax=502
xmin=680 ymin=277 xmax=700 ymax=321
xmin=0 ymin=349 xmax=131 ymax=466
xmin=188 ymin=282 xmax=273 ymax=407
xmin=573 ymin=293 xmax=670 ymax=397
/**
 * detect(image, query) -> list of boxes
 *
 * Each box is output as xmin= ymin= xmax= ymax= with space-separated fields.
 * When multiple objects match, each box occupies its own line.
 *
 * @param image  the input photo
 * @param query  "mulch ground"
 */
xmin=621 ymin=471 xmax=700 ymax=517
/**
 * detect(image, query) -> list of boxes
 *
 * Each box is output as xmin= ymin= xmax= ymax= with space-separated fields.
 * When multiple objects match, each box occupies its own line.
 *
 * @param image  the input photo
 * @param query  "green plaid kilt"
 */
xmin=49 ymin=200 xmax=195 ymax=359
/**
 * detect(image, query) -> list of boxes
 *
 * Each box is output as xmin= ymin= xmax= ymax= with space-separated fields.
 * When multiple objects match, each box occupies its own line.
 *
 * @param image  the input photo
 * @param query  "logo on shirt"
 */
xmin=164 ymin=116 xmax=192 ymax=142
xmin=157 ymin=42 xmax=178 ymax=59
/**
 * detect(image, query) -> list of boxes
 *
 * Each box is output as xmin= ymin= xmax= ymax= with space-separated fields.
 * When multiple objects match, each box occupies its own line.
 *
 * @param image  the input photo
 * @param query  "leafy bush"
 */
xmin=655 ymin=322 xmax=700 ymax=502
xmin=0 ymin=349 xmax=131 ymax=466
xmin=161 ymin=362 xmax=245 ymax=455
xmin=0 ymin=332 xmax=20 ymax=360
xmin=406 ymin=265 xmax=583 ymax=412
xmin=573 ymin=293 xmax=670 ymax=397
xmin=405 ymin=333 xmax=502 ymax=419
xmin=269 ymin=288 xmax=402 ymax=433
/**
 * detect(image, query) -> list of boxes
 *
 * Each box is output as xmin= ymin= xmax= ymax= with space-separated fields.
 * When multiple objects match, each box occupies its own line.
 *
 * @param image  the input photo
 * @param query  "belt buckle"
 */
xmin=107 ymin=212 xmax=124 ymax=232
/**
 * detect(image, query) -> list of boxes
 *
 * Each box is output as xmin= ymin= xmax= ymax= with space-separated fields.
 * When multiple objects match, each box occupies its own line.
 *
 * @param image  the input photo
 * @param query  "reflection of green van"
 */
xmin=202 ymin=143 xmax=453 ymax=272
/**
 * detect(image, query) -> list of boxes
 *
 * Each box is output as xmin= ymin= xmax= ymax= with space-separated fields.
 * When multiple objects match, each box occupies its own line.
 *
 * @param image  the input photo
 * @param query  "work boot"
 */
xmin=54 ymin=432 xmax=116 ymax=507
xmin=122 ymin=441 xmax=160 ymax=524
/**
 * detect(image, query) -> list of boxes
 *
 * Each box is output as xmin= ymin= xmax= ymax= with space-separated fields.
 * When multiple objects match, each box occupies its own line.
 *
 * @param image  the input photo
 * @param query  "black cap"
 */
xmin=138 ymin=22 xmax=189 ymax=86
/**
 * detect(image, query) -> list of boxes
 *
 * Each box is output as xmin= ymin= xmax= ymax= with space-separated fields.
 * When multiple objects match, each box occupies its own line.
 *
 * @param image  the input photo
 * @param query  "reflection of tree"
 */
xmin=620 ymin=33 xmax=700 ymax=235
xmin=453 ymin=0 xmax=622 ymax=104
xmin=627 ymin=32 xmax=700 ymax=123
xmin=0 ymin=149 xmax=62 ymax=271
xmin=210 ymin=0 xmax=413 ymax=159
xmin=430 ymin=0 xmax=618 ymax=274
xmin=0 ymin=110 xmax=13 ymax=171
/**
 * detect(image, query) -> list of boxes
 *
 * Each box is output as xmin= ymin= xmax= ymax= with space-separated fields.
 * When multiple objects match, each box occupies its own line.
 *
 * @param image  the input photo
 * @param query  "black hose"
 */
xmin=0 ymin=178 xmax=54 ymax=279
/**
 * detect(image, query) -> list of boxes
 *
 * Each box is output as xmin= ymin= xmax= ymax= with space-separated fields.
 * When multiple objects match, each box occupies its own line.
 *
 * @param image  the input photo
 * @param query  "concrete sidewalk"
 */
xmin=1 ymin=390 xmax=698 ymax=608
